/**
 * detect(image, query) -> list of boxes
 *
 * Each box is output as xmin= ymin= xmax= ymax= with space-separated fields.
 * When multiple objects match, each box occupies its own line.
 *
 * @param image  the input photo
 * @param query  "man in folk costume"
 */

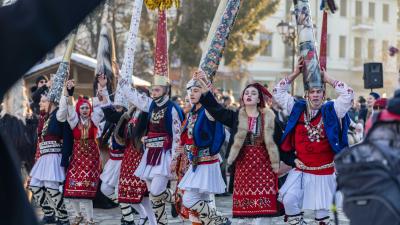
xmin=174 ymin=79 xmax=230 ymax=225
xmin=56 ymin=79 xmax=103 ymax=225
xmin=29 ymin=32 xmax=77 ymax=225
xmin=115 ymin=87 xmax=157 ymax=225
xmin=274 ymin=1 xmax=353 ymax=224
xmin=274 ymin=63 xmax=353 ymax=225
xmin=119 ymin=6 xmax=184 ymax=225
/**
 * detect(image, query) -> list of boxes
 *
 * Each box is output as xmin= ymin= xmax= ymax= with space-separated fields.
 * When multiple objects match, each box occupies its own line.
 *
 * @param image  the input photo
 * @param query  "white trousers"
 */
xmin=145 ymin=175 xmax=169 ymax=196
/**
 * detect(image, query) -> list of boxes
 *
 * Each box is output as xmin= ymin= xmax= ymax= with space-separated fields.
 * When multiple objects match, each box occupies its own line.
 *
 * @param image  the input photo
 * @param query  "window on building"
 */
xmin=368 ymin=3 xmax=375 ymax=20
xmin=382 ymin=40 xmax=389 ymax=61
xmin=354 ymin=37 xmax=362 ymax=66
xmin=339 ymin=36 xmax=346 ymax=58
xmin=383 ymin=4 xmax=389 ymax=22
xmin=354 ymin=37 xmax=362 ymax=57
xmin=340 ymin=0 xmax=347 ymax=17
xmin=260 ymin=33 xmax=273 ymax=57
xmin=355 ymin=1 xmax=362 ymax=18
xmin=368 ymin=39 xmax=375 ymax=60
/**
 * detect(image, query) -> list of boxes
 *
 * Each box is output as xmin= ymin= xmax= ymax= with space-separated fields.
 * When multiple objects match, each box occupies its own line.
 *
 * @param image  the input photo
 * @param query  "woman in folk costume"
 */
xmin=114 ymin=87 xmax=157 ymax=225
xmin=174 ymin=79 xmax=230 ymax=225
xmin=29 ymin=33 xmax=77 ymax=225
xmin=56 ymin=80 xmax=103 ymax=225
xmin=194 ymin=71 xmax=280 ymax=225
xmin=117 ymin=2 xmax=184 ymax=224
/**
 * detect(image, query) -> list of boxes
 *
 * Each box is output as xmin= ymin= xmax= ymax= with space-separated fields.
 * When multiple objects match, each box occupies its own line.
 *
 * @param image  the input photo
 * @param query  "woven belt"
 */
xmin=39 ymin=140 xmax=62 ymax=155
xmin=197 ymin=154 xmax=219 ymax=164
xmin=145 ymin=136 xmax=167 ymax=148
xmin=298 ymin=162 xmax=334 ymax=171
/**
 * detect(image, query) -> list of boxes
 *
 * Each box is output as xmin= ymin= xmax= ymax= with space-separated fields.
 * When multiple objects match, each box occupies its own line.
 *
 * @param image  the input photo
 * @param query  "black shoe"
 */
xmin=41 ymin=215 xmax=56 ymax=224
xmin=170 ymin=203 xmax=178 ymax=218
xmin=121 ymin=219 xmax=135 ymax=225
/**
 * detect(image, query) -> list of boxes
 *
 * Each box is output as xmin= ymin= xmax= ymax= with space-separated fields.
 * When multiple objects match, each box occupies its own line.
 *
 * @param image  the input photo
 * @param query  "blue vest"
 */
xmin=281 ymin=100 xmax=350 ymax=154
xmin=182 ymin=106 xmax=225 ymax=156
xmin=148 ymin=100 xmax=184 ymax=136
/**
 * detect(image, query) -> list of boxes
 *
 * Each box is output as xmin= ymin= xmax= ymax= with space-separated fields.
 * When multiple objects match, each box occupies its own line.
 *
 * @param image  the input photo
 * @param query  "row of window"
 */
xmin=260 ymin=33 xmax=391 ymax=61
xmin=285 ymin=0 xmax=391 ymax=22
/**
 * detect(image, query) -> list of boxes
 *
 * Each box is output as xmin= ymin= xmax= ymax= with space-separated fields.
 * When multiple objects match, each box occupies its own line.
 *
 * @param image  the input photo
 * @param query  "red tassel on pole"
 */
xmin=319 ymin=11 xmax=328 ymax=71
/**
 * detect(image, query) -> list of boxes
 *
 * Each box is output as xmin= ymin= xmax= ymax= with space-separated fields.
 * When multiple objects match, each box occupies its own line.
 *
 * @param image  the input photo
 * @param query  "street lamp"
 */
xmin=277 ymin=18 xmax=297 ymax=94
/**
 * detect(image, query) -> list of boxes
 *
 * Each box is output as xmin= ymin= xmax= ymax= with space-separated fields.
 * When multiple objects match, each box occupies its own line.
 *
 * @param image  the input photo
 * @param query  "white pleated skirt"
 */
xmin=100 ymin=159 xmax=122 ymax=187
xmin=134 ymin=148 xmax=172 ymax=180
xmin=30 ymin=153 xmax=65 ymax=183
xmin=278 ymin=169 xmax=336 ymax=210
xmin=178 ymin=162 xmax=226 ymax=194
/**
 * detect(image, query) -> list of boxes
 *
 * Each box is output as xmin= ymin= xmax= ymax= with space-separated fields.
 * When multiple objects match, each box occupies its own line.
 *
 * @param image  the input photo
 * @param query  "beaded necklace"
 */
xmin=303 ymin=111 xmax=324 ymax=142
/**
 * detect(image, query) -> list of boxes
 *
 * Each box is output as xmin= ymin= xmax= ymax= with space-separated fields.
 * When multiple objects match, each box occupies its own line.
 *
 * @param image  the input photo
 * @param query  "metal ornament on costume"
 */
xmin=293 ymin=0 xmax=323 ymax=91
xmin=47 ymin=30 xmax=77 ymax=104
xmin=186 ymin=79 xmax=202 ymax=90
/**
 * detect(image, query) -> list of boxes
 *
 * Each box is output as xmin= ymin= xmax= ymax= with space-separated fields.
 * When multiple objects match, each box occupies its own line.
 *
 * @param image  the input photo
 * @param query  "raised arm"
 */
xmin=273 ymin=59 xmax=304 ymax=115
xmin=325 ymin=76 xmax=354 ymax=119
xmin=199 ymin=91 xmax=237 ymax=128
xmin=120 ymin=80 xmax=152 ymax=112
xmin=194 ymin=70 xmax=237 ymax=128
xmin=57 ymin=96 xmax=79 ymax=129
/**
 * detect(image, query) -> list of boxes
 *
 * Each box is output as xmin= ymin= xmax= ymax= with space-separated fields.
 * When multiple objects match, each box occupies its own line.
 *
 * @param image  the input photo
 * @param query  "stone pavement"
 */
xmin=36 ymin=196 xmax=350 ymax=225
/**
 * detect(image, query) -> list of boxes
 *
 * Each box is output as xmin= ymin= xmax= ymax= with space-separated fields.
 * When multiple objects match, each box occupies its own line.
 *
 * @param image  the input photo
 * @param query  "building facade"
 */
xmin=218 ymin=0 xmax=399 ymax=99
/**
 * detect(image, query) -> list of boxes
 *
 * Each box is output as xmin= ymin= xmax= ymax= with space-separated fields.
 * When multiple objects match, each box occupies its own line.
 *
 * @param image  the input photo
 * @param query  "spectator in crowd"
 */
xmin=366 ymin=92 xmax=380 ymax=120
xmin=30 ymin=75 xmax=49 ymax=116
xmin=358 ymin=96 xmax=368 ymax=125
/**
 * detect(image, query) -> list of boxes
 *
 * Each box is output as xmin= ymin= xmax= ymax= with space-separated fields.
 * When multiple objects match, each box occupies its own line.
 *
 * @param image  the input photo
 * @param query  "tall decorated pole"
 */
xmin=48 ymin=30 xmax=77 ymax=104
xmin=319 ymin=0 xmax=337 ymax=71
xmin=95 ymin=24 xmax=118 ymax=99
xmin=114 ymin=0 xmax=144 ymax=108
xmin=293 ymin=0 xmax=323 ymax=91
xmin=144 ymin=0 xmax=180 ymax=86
xmin=200 ymin=0 xmax=241 ymax=82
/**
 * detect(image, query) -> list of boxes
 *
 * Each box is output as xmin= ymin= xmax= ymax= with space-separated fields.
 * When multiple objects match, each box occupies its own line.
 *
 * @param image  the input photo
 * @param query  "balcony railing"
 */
xmin=352 ymin=17 xmax=374 ymax=31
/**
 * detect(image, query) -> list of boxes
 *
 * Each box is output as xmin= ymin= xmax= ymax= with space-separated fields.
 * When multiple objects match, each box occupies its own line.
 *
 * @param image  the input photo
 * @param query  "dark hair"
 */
xmin=241 ymin=83 xmax=272 ymax=108
xmin=358 ymin=96 xmax=366 ymax=104
xmin=35 ymin=75 xmax=48 ymax=85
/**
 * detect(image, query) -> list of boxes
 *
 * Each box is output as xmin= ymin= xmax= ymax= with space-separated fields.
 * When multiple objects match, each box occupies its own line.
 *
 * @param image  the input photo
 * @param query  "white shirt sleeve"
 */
xmin=56 ymin=96 xmax=68 ymax=122
xmin=66 ymin=103 xmax=79 ymax=129
xmin=332 ymin=80 xmax=354 ymax=119
xmin=121 ymin=84 xmax=152 ymax=112
xmin=273 ymin=77 xmax=295 ymax=116
xmin=91 ymin=101 xmax=104 ymax=128
xmin=171 ymin=107 xmax=182 ymax=157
